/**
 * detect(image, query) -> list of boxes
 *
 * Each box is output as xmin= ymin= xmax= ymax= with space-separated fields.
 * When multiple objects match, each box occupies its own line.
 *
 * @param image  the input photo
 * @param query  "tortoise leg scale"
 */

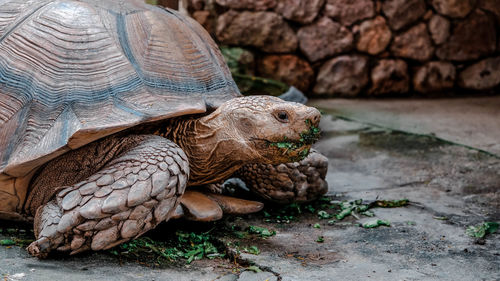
xmin=26 ymin=135 xmax=189 ymax=257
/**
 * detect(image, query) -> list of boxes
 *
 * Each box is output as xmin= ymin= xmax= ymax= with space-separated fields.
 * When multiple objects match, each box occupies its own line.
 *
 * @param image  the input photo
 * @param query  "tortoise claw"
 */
xmin=175 ymin=191 xmax=264 ymax=222
xmin=206 ymin=193 xmax=263 ymax=214
xmin=179 ymin=191 xmax=223 ymax=222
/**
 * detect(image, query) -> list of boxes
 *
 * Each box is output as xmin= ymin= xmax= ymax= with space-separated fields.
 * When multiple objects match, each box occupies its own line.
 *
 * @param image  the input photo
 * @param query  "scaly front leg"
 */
xmin=26 ymin=135 xmax=189 ymax=258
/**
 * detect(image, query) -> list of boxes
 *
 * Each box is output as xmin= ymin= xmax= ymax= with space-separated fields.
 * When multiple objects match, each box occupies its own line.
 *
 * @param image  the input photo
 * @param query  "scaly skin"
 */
xmin=236 ymin=149 xmax=328 ymax=204
xmin=25 ymin=96 xmax=323 ymax=257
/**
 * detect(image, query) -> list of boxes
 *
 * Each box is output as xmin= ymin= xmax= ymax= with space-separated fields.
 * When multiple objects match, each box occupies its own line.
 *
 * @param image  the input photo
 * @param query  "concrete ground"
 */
xmin=1 ymin=97 xmax=499 ymax=281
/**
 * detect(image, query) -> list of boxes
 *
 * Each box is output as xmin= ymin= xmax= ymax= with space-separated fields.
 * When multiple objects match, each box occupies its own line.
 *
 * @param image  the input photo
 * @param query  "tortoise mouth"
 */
xmin=254 ymin=121 xmax=321 ymax=162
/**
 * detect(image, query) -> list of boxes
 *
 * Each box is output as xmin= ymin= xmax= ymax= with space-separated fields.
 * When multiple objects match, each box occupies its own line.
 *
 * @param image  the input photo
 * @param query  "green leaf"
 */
xmin=362 ymin=219 xmax=391 ymax=228
xmin=233 ymin=231 xmax=248 ymax=239
xmin=466 ymin=222 xmax=499 ymax=238
xmin=336 ymin=207 xmax=354 ymax=220
xmin=361 ymin=210 xmax=375 ymax=217
xmin=313 ymin=223 xmax=321 ymax=229
xmin=317 ymin=210 xmax=332 ymax=219
xmin=0 ymin=239 xmax=15 ymax=246
xmin=247 ymin=226 xmax=276 ymax=238
xmin=243 ymin=246 xmax=260 ymax=255
xmin=246 ymin=265 xmax=262 ymax=273
xmin=316 ymin=236 xmax=324 ymax=243
xmin=433 ymin=216 xmax=449 ymax=220
xmin=372 ymin=199 xmax=409 ymax=208
xmin=484 ymin=222 xmax=499 ymax=234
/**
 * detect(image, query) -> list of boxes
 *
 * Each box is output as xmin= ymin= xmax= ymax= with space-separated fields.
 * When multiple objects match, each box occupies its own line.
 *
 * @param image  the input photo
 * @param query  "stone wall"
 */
xmin=183 ymin=0 xmax=500 ymax=97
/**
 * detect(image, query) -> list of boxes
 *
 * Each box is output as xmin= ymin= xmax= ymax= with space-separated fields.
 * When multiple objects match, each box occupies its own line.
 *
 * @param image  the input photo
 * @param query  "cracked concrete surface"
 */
xmin=1 ymin=97 xmax=499 ymax=281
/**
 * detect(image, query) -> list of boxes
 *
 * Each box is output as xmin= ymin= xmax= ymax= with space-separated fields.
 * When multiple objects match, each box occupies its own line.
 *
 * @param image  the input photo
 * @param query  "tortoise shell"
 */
xmin=0 ymin=0 xmax=240 ymax=219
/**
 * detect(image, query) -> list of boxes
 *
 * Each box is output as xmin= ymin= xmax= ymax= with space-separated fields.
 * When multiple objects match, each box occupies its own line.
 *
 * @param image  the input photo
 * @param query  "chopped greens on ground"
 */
xmin=109 ymin=231 xmax=223 ymax=266
xmin=371 ymin=199 xmax=409 ymax=208
xmin=466 ymin=222 xmax=499 ymax=238
xmin=246 ymin=226 xmax=276 ymax=238
xmin=246 ymin=265 xmax=263 ymax=273
xmin=0 ymin=239 xmax=15 ymax=246
xmin=242 ymin=245 xmax=261 ymax=255
xmin=316 ymin=236 xmax=325 ymax=243
xmin=260 ymin=197 xmax=409 ymax=233
xmin=0 ymin=226 xmax=35 ymax=248
xmin=362 ymin=219 xmax=391 ymax=228
xmin=433 ymin=216 xmax=449 ymax=220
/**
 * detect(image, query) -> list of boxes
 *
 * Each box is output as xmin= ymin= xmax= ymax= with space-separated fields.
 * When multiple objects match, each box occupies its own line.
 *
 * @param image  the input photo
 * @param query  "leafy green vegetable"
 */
xmin=433 ymin=216 xmax=449 ymax=220
xmin=362 ymin=219 xmax=391 ymax=228
xmin=371 ymin=199 xmax=409 ymax=208
xmin=361 ymin=210 xmax=375 ymax=217
xmin=0 ymin=239 xmax=15 ymax=246
xmin=466 ymin=222 xmax=499 ymax=238
xmin=242 ymin=246 xmax=261 ymax=255
xmin=316 ymin=236 xmax=324 ymax=243
xmin=317 ymin=210 xmax=332 ymax=219
xmin=268 ymin=120 xmax=321 ymax=161
xmin=246 ymin=265 xmax=263 ymax=273
xmin=335 ymin=207 xmax=354 ymax=220
xmin=313 ymin=223 xmax=321 ymax=229
xmin=247 ymin=226 xmax=276 ymax=238
xmin=109 ymin=231 xmax=223 ymax=266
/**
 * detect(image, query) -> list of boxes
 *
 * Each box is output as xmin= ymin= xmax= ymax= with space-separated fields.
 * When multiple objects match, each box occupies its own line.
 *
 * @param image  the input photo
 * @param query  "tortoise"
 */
xmin=0 ymin=0 xmax=328 ymax=258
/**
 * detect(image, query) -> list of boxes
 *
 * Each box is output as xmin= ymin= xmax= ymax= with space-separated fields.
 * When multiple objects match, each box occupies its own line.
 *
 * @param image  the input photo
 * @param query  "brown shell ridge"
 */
xmin=151 ymin=6 xmax=240 ymax=108
xmin=156 ymin=7 xmax=234 ymax=89
xmin=116 ymin=8 xmax=237 ymax=95
xmin=0 ymin=1 xmax=53 ymax=45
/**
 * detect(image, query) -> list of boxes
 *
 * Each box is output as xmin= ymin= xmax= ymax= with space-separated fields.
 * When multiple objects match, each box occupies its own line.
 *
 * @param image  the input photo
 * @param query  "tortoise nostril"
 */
xmin=307 ymin=108 xmax=321 ymax=126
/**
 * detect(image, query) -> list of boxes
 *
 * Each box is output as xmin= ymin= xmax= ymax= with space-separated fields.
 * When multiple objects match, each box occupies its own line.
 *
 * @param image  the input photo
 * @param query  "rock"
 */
xmin=278 ymin=86 xmax=308 ymax=104
xmin=382 ymin=0 xmax=427 ymax=30
xmin=185 ymin=0 xmax=205 ymax=11
xmin=313 ymin=55 xmax=369 ymax=97
xmin=369 ymin=59 xmax=409 ymax=95
xmin=479 ymin=0 xmax=500 ymax=25
xmin=297 ymin=17 xmax=353 ymax=62
xmin=257 ymin=55 xmax=314 ymax=92
xmin=459 ymin=57 xmax=500 ymax=90
xmin=192 ymin=10 xmax=215 ymax=35
xmin=215 ymin=0 xmax=276 ymax=10
xmin=324 ymin=0 xmax=375 ymax=26
xmin=355 ymin=16 xmax=392 ymax=55
xmin=390 ymin=23 xmax=434 ymax=61
xmin=436 ymin=10 xmax=496 ymax=61
xmin=428 ymin=14 xmax=450 ymax=45
xmin=216 ymin=11 xmax=297 ymax=53
xmin=430 ymin=0 xmax=475 ymax=18
xmin=274 ymin=0 xmax=324 ymax=24
xmin=413 ymin=62 xmax=456 ymax=93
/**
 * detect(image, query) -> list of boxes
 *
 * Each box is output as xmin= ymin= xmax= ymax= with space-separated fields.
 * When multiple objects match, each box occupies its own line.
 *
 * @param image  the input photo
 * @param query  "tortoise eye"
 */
xmin=276 ymin=111 xmax=289 ymax=122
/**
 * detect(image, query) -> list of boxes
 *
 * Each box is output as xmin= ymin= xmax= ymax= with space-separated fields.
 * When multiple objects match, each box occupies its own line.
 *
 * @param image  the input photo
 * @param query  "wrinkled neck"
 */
xmin=159 ymin=114 xmax=256 ymax=186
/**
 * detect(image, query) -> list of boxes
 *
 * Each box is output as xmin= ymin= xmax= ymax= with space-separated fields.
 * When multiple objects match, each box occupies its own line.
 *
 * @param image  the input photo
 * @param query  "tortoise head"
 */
xmin=211 ymin=96 xmax=322 ymax=164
